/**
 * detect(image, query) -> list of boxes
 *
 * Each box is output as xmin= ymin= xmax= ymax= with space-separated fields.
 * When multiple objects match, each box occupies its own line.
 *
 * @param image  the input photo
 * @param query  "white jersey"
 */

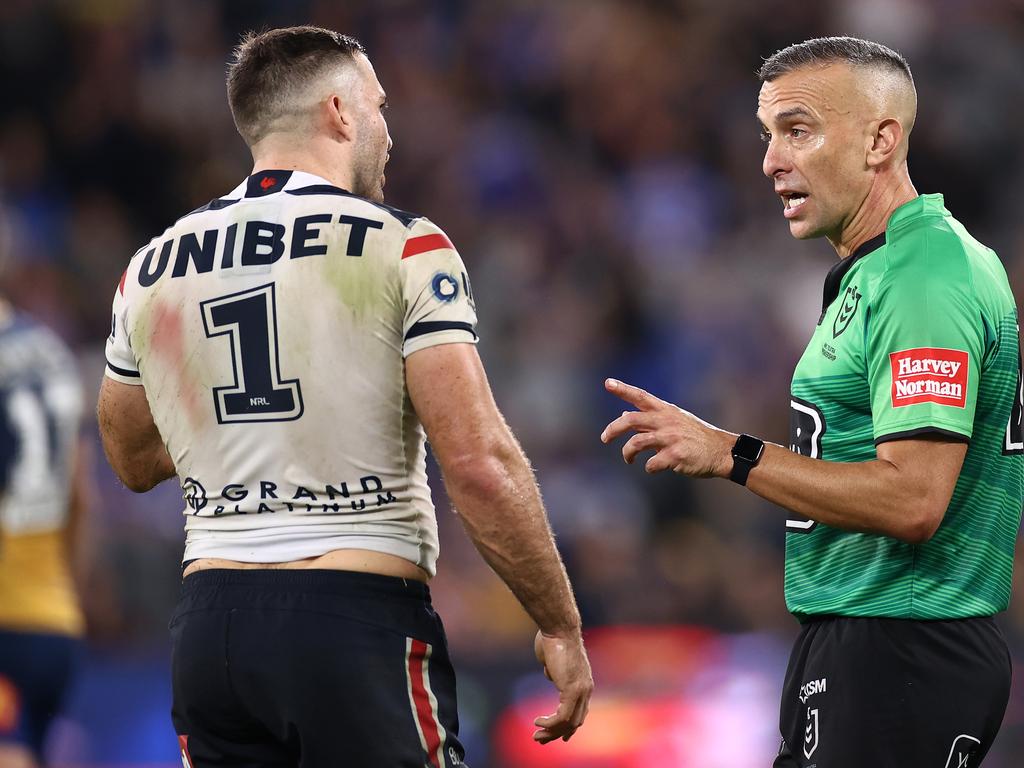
xmin=104 ymin=170 xmax=478 ymax=575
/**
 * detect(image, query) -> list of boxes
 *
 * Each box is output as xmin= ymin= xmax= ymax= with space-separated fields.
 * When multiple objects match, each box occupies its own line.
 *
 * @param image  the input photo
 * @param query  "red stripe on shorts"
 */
xmin=407 ymin=639 xmax=443 ymax=768
xmin=402 ymin=233 xmax=454 ymax=259
xmin=178 ymin=735 xmax=193 ymax=768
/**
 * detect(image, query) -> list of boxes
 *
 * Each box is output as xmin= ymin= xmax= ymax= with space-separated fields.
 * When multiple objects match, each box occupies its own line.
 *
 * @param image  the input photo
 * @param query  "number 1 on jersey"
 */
xmin=201 ymin=283 xmax=303 ymax=423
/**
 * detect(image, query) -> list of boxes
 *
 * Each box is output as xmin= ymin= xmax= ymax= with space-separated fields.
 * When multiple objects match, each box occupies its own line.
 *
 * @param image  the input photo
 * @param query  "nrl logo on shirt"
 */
xmin=889 ymin=347 xmax=969 ymax=408
xmin=832 ymin=285 xmax=861 ymax=339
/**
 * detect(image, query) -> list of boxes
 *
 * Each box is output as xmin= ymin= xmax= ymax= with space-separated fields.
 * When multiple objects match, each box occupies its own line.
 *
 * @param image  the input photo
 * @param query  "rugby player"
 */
xmin=96 ymin=26 xmax=591 ymax=767
xmin=601 ymin=36 xmax=1022 ymax=766
xmin=0 ymin=291 xmax=87 ymax=768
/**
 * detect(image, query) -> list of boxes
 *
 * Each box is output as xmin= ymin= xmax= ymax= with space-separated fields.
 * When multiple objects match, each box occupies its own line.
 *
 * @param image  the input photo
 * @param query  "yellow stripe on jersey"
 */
xmin=0 ymin=530 xmax=83 ymax=636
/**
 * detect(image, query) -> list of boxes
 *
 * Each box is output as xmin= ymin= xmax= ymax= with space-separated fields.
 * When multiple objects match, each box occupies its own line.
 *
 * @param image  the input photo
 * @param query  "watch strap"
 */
xmin=729 ymin=434 xmax=765 ymax=486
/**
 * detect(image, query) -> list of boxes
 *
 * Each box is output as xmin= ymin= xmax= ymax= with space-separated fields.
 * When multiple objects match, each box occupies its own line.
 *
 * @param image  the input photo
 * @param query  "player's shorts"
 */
xmin=170 ymin=569 xmax=468 ymax=768
xmin=0 ymin=629 xmax=82 ymax=757
xmin=774 ymin=615 xmax=1011 ymax=768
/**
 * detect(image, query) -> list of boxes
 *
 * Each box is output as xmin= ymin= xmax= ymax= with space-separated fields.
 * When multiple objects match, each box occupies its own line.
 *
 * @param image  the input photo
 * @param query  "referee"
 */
xmin=602 ymin=37 xmax=1022 ymax=766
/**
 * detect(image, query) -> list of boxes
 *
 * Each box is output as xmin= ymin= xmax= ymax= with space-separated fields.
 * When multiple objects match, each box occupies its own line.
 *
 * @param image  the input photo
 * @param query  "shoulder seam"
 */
xmin=879 ymin=222 xmax=975 ymax=293
xmin=285 ymin=185 xmax=422 ymax=228
xmin=175 ymin=197 xmax=241 ymax=225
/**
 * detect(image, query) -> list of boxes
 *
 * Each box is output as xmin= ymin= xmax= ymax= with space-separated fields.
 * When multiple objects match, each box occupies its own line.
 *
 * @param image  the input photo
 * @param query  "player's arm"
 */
xmin=98 ymin=267 xmax=175 ymax=492
xmin=97 ymin=377 xmax=175 ymax=492
xmin=600 ymin=385 xmax=963 ymax=543
xmin=406 ymin=343 xmax=593 ymax=743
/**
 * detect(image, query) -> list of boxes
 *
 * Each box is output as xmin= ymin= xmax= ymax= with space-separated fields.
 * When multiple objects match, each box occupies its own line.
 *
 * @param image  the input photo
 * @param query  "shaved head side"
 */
xmin=227 ymin=26 xmax=366 ymax=146
xmin=868 ymin=66 xmax=917 ymax=151
xmin=760 ymin=36 xmax=917 ymax=159
xmin=759 ymin=36 xmax=912 ymax=85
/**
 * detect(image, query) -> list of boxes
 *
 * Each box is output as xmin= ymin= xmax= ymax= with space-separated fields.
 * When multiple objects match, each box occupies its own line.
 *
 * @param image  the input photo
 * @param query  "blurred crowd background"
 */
xmin=3 ymin=0 xmax=1024 ymax=765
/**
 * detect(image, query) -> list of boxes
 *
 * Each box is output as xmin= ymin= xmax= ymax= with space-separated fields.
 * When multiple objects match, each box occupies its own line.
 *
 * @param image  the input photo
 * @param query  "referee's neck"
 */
xmin=831 ymin=174 xmax=918 ymax=260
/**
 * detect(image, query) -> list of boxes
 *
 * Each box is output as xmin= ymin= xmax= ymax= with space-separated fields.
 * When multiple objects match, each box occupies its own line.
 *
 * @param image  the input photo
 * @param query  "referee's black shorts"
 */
xmin=774 ymin=615 xmax=1011 ymax=768
xmin=170 ymin=569 xmax=468 ymax=768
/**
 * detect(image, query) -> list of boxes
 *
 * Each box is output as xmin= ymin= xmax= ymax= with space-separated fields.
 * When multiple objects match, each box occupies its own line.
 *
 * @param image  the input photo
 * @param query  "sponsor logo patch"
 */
xmin=431 ymin=272 xmax=460 ymax=303
xmin=182 ymin=477 xmax=208 ymax=513
xmin=889 ymin=347 xmax=968 ymax=409
xmin=799 ymin=677 xmax=827 ymax=703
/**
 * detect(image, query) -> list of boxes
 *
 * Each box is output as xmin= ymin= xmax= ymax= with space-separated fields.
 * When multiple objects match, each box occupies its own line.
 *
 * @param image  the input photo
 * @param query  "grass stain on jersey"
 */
xmin=321 ymin=224 xmax=394 ymax=321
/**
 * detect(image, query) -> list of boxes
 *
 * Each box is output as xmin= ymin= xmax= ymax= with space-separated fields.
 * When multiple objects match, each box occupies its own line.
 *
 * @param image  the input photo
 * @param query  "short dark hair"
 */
xmin=227 ymin=26 xmax=366 ymax=145
xmin=758 ymin=36 xmax=912 ymax=84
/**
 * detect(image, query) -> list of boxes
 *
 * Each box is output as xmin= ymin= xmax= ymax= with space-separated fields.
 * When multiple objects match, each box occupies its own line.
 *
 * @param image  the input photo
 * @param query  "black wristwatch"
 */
xmin=729 ymin=434 xmax=765 ymax=486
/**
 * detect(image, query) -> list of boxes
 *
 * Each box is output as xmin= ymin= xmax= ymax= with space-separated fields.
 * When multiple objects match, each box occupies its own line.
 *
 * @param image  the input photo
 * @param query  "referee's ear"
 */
xmin=866 ymin=117 xmax=905 ymax=169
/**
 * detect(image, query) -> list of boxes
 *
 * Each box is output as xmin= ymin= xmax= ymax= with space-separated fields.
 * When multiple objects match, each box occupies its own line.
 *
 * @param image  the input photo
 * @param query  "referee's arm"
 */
xmin=736 ymin=435 xmax=963 ymax=544
xmin=406 ymin=341 xmax=593 ymax=743
xmin=601 ymin=379 xmax=965 ymax=544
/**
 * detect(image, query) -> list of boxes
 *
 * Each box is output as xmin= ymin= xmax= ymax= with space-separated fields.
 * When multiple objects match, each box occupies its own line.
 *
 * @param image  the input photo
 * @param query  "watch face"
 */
xmin=734 ymin=434 xmax=764 ymax=462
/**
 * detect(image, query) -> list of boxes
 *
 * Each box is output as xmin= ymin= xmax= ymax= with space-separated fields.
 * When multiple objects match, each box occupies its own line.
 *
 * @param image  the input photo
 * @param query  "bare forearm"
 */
xmin=445 ymin=450 xmax=582 ymax=636
xmin=129 ymin=441 xmax=176 ymax=491
xmin=96 ymin=393 xmax=175 ymax=491
xmin=101 ymin=433 xmax=174 ymax=491
xmin=739 ymin=441 xmax=942 ymax=542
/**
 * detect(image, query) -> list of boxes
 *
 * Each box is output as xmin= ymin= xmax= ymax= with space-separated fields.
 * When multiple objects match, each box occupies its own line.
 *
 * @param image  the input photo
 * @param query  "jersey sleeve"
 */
xmin=104 ymin=270 xmax=142 ymax=385
xmin=867 ymin=232 xmax=986 ymax=444
xmin=399 ymin=219 xmax=479 ymax=357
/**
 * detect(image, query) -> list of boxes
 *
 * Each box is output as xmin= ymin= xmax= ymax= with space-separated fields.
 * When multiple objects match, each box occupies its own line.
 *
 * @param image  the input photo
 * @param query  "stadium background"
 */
xmin=3 ymin=0 xmax=1024 ymax=765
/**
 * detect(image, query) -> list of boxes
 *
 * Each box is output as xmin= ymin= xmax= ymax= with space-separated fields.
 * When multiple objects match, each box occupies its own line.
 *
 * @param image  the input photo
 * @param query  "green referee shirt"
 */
xmin=786 ymin=193 xmax=1023 ymax=620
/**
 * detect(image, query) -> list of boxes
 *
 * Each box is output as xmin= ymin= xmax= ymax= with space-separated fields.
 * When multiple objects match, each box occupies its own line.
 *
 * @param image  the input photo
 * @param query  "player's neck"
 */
xmin=831 ymin=171 xmax=917 ymax=260
xmin=250 ymin=136 xmax=355 ymax=192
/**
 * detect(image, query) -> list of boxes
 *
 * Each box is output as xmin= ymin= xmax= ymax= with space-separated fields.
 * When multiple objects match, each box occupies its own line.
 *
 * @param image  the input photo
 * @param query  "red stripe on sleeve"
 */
xmin=407 ymin=639 xmax=443 ymax=768
xmin=402 ymin=233 xmax=454 ymax=260
xmin=118 ymin=269 xmax=128 ymax=295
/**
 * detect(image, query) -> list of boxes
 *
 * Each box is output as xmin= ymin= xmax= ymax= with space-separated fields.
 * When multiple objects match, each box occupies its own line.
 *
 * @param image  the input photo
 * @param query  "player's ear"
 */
xmin=324 ymin=94 xmax=356 ymax=142
xmin=866 ymin=117 xmax=903 ymax=169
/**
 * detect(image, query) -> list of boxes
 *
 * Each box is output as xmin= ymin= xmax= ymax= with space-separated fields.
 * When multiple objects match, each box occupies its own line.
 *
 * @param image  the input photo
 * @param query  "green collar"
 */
xmin=887 ymin=193 xmax=948 ymax=230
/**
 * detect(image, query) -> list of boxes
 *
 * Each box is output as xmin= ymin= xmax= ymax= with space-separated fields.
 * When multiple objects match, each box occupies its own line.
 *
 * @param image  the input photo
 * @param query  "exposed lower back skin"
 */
xmin=182 ymin=548 xmax=429 ymax=581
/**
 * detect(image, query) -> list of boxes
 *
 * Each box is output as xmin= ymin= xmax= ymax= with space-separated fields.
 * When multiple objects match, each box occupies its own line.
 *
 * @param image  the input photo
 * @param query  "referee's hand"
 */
xmin=600 ymin=378 xmax=734 ymax=478
xmin=532 ymin=630 xmax=593 ymax=743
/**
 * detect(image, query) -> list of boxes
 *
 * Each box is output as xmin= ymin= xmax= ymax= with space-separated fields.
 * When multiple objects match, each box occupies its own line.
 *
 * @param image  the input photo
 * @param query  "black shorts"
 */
xmin=0 ymin=629 xmax=81 ymax=758
xmin=170 ymin=569 xmax=468 ymax=768
xmin=774 ymin=615 xmax=1011 ymax=768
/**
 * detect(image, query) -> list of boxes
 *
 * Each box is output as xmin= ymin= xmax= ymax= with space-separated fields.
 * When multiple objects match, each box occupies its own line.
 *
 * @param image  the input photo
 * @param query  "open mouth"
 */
xmin=782 ymin=192 xmax=808 ymax=218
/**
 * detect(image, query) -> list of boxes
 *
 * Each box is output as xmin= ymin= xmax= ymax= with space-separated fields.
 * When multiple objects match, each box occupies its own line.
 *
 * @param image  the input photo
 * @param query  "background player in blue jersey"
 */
xmin=0 ymin=278 xmax=89 ymax=767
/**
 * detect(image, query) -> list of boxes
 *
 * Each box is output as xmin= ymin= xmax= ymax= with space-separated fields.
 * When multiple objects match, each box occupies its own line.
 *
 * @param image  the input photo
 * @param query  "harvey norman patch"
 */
xmin=889 ymin=347 xmax=969 ymax=409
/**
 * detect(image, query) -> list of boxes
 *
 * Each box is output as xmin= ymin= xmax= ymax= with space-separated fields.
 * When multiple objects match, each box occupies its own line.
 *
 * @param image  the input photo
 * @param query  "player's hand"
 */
xmin=532 ymin=630 xmax=593 ymax=744
xmin=600 ymin=378 xmax=734 ymax=477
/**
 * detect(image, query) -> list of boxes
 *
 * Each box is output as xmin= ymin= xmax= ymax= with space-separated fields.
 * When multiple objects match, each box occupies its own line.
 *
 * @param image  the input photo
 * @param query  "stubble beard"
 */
xmin=350 ymin=140 xmax=386 ymax=202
